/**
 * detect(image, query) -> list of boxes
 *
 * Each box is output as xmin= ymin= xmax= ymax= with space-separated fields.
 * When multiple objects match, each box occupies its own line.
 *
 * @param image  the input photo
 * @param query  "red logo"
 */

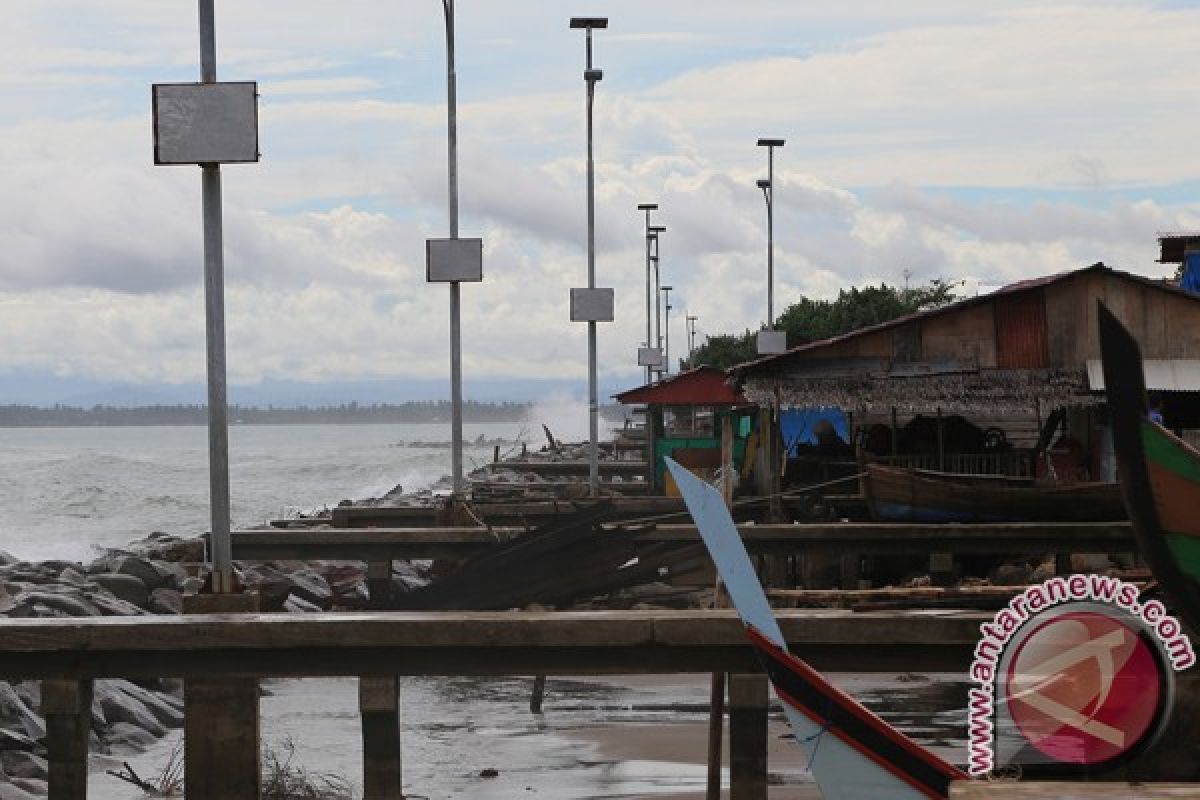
xmin=1004 ymin=610 xmax=1164 ymax=765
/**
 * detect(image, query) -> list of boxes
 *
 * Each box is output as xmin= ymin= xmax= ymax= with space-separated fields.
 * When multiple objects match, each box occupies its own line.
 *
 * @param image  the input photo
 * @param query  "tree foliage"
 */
xmin=687 ymin=279 xmax=960 ymax=371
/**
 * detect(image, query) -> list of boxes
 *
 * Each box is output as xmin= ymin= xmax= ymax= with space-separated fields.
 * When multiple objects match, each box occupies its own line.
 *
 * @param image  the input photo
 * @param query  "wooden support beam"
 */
xmin=367 ymin=561 xmax=392 ymax=609
xmin=43 ymin=679 xmax=92 ymax=800
xmin=183 ymin=592 xmax=261 ymax=800
xmin=728 ymin=673 xmax=768 ymax=800
xmin=360 ymin=677 xmax=404 ymax=800
xmin=950 ymin=782 xmax=1200 ymax=798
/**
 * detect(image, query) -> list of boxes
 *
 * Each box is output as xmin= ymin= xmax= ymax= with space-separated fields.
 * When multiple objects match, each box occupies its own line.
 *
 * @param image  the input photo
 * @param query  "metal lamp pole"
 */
xmin=198 ymin=0 xmax=233 ymax=594
xmin=637 ymin=203 xmax=658 ymax=385
xmin=442 ymin=0 xmax=465 ymax=495
xmin=686 ymin=314 xmax=697 ymax=364
xmin=571 ymin=16 xmax=608 ymax=497
xmin=650 ymin=227 xmax=665 ymax=378
xmin=756 ymin=137 xmax=784 ymax=332
xmin=662 ymin=285 xmax=673 ymax=375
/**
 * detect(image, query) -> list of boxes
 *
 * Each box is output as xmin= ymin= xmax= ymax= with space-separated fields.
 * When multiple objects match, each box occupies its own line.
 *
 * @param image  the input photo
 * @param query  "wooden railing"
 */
xmin=870 ymin=451 xmax=1033 ymax=477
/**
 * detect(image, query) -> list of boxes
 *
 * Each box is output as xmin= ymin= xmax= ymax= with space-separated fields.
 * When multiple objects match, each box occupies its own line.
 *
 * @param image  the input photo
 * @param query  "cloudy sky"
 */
xmin=2 ymin=1 xmax=1199 ymax=405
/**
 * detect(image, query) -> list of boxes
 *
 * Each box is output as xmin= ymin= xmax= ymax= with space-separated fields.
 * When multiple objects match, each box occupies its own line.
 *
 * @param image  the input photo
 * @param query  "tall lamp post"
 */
xmin=756 ymin=137 xmax=786 ymax=355
xmin=637 ymin=203 xmax=659 ymax=384
xmin=661 ymin=285 xmax=673 ymax=376
xmin=686 ymin=314 xmax=697 ymax=365
xmin=649 ymin=225 xmax=666 ymax=378
xmin=569 ymin=16 xmax=611 ymax=497
xmin=427 ymin=0 xmax=483 ymax=497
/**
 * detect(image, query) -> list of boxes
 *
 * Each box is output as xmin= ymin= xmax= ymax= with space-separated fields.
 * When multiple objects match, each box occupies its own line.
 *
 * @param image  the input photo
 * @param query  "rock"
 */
xmin=239 ymin=565 xmax=292 ymax=612
xmin=103 ymin=722 xmax=158 ymax=753
xmin=148 ymin=588 xmax=182 ymax=615
xmin=56 ymin=566 xmax=89 ymax=586
xmin=0 ymin=751 xmax=46 ymax=781
xmin=108 ymin=681 xmax=182 ymax=728
xmin=180 ymin=576 xmax=204 ymax=594
xmin=284 ymin=594 xmax=322 ymax=613
xmin=93 ymin=681 xmax=167 ymax=737
xmin=286 ymin=569 xmax=332 ymax=609
xmin=90 ymin=574 xmax=149 ymax=608
xmin=0 ymin=586 xmax=14 ymax=615
xmin=12 ymin=590 xmax=99 ymax=617
xmin=0 ymin=552 xmax=18 ymax=567
xmin=86 ymin=590 xmax=147 ymax=617
xmin=150 ymin=560 xmax=188 ymax=590
xmin=113 ymin=557 xmax=167 ymax=591
xmin=0 ymin=684 xmax=45 ymax=741
xmin=0 ymin=730 xmax=36 ymax=752
xmin=7 ymin=780 xmax=45 ymax=798
xmin=0 ymin=782 xmax=38 ymax=800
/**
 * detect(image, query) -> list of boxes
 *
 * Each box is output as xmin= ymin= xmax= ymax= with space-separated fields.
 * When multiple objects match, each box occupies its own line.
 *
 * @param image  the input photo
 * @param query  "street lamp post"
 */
xmin=649 ymin=226 xmax=666 ymax=379
xmin=661 ymin=285 xmax=673 ymax=376
xmin=444 ymin=0 xmax=464 ymax=495
xmin=637 ymin=203 xmax=658 ymax=385
xmin=570 ymin=16 xmax=610 ymax=497
xmin=756 ymin=137 xmax=786 ymax=355
xmin=686 ymin=314 xmax=697 ymax=364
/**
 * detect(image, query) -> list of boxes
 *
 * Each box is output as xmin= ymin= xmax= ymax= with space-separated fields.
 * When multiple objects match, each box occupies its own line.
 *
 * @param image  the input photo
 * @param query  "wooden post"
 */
xmin=728 ymin=673 xmax=768 ymax=800
xmin=890 ymin=406 xmax=899 ymax=459
xmin=367 ymin=561 xmax=392 ymax=609
xmin=184 ymin=592 xmax=261 ymax=800
xmin=44 ymin=679 xmax=92 ymax=800
xmin=360 ymin=676 xmax=405 ymax=800
xmin=936 ymin=407 xmax=945 ymax=472
xmin=706 ymin=416 xmax=737 ymax=800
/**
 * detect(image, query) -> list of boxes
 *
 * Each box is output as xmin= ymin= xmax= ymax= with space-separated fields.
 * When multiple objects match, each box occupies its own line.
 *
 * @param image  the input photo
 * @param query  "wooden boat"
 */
xmin=668 ymin=458 xmax=966 ymax=799
xmin=1098 ymin=303 xmax=1200 ymax=632
xmin=863 ymin=463 xmax=1126 ymax=523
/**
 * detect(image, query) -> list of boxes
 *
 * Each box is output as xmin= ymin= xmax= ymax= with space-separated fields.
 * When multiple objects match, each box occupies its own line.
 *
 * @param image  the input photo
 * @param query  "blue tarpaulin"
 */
xmin=779 ymin=408 xmax=848 ymax=455
xmin=1183 ymin=252 xmax=1200 ymax=294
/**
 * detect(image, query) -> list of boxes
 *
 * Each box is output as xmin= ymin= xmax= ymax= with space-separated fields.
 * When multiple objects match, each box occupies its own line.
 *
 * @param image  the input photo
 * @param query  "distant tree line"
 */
xmin=686 ymin=279 xmax=961 ymax=371
xmin=0 ymin=400 xmax=536 ymax=427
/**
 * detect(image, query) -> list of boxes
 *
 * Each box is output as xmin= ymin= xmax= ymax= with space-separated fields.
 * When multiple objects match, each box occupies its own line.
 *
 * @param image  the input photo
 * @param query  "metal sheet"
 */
xmin=152 ymin=82 xmax=259 ymax=165
xmin=426 ymin=238 xmax=483 ymax=282
xmin=993 ymin=289 xmax=1048 ymax=368
xmin=570 ymin=288 xmax=614 ymax=322
xmin=756 ymin=329 xmax=787 ymax=355
xmin=1087 ymin=359 xmax=1200 ymax=392
xmin=637 ymin=347 xmax=663 ymax=367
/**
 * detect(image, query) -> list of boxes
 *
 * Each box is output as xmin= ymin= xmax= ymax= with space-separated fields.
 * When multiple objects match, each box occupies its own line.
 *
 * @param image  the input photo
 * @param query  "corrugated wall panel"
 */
xmin=994 ymin=289 xmax=1049 ymax=368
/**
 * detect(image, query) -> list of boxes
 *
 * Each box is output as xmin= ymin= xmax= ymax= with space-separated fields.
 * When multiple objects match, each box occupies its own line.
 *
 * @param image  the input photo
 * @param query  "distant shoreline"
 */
xmin=0 ymin=401 xmax=627 ymax=428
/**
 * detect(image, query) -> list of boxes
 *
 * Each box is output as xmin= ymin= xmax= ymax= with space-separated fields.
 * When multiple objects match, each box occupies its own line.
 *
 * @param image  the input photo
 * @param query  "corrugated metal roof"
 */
xmin=729 ymin=263 xmax=1194 ymax=382
xmin=613 ymin=366 xmax=748 ymax=406
xmin=1086 ymin=359 xmax=1200 ymax=392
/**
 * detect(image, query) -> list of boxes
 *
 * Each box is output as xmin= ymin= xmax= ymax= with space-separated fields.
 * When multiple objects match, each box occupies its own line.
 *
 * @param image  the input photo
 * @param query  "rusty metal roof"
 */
xmin=614 ymin=366 xmax=748 ymax=406
xmin=729 ymin=263 xmax=1190 ymax=382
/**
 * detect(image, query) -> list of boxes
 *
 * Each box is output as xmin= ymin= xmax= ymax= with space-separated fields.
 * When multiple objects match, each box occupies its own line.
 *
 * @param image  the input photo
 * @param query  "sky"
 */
xmin=2 ymin=1 xmax=1200 ymax=406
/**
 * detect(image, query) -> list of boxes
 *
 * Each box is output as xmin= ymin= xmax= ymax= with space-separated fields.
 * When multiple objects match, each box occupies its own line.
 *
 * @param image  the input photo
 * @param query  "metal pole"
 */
xmin=664 ymin=298 xmax=671 ymax=375
xmin=767 ymin=146 xmax=774 ymax=326
xmin=654 ymin=244 xmax=662 ymax=377
xmin=443 ymin=0 xmax=464 ymax=496
xmin=585 ymin=28 xmax=599 ymax=497
xmin=644 ymin=231 xmax=652 ymax=385
xmin=198 ymin=0 xmax=232 ymax=593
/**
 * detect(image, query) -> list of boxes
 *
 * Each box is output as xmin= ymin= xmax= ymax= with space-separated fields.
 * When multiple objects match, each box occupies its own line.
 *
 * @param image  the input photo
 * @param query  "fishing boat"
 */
xmin=667 ymin=458 xmax=967 ymax=799
xmin=862 ymin=463 xmax=1125 ymax=523
xmin=1097 ymin=303 xmax=1200 ymax=632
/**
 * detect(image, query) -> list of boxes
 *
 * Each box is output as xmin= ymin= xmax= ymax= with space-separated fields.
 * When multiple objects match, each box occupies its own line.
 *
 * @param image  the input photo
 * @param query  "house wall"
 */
xmin=920 ymin=302 xmax=997 ymax=367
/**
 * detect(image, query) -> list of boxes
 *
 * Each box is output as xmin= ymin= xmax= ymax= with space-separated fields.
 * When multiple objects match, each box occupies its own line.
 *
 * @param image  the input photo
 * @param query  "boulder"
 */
xmin=148 ymin=588 xmax=182 ymax=615
xmin=90 ymin=574 xmax=149 ymax=608
xmin=284 ymin=594 xmax=322 ymax=613
xmin=6 ymin=780 xmax=45 ymax=798
xmin=0 ymin=751 xmax=46 ymax=781
xmin=56 ymin=566 xmax=89 ymax=587
xmin=113 ymin=557 xmax=167 ymax=591
xmin=12 ymin=591 xmax=98 ymax=618
xmin=0 ymin=552 xmax=18 ymax=567
xmin=0 ymin=730 xmax=36 ymax=753
xmin=103 ymin=722 xmax=158 ymax=753
xmin=286 ymin=569 xmax=332 ymax=609
xmin=0 ymin=684 xmax=45 ymax=741
xmin=87 ymin=590 xmax=147 ymax=617
xmin=93 ymin=681 xmax=166 ymax=737
xmin=107 ymin=681 xmax=183 ymax=728
xmin=150 ymin=560 xmax=188 ymax=590
xmin=0 ymin=782 xmax=38 ymax=800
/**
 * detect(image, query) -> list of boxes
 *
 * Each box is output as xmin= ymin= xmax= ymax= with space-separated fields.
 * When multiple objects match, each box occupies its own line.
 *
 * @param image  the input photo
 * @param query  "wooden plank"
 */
xmin=229 ymin=521 xmax=1135 ymax=562
xmin=951 ymin=782 xmax=1200 ymax=799
xmin=0 ymin=609 xmax=985 ymax=679
xmin=483 ymin=460 xmax=648 ymax=476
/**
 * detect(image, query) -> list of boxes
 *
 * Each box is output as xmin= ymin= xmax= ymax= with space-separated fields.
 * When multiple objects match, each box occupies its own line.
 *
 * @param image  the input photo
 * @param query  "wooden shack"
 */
xmin=614 ymin=367 xmax=755 ymax=494
xmin=729 ymin=263 xmax=1200 ymax=483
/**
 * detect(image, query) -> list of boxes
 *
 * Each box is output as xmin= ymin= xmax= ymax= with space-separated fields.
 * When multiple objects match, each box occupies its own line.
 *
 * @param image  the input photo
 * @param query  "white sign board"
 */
xmin=153 ymin=82 xmax=259 ymax=165
xmin=638 ymin=347 xmax=664 ymax=367
xmin=570 ymin=288 xmax=614 ymax=322
xmin=426 ymin=238 xmax=483 ymax=282
xmin=756 ymin=329 xmax=787 ymax=355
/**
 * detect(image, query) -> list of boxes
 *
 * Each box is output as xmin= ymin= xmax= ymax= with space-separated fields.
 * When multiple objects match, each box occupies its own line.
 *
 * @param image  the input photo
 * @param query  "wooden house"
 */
xmin=729 ymin=263 xmax=1200 ymax=484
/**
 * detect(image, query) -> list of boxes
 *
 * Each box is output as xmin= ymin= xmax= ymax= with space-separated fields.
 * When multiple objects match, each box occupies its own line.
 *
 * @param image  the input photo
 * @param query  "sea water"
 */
xmin=0 ymin=422 xmax=966 ymax=799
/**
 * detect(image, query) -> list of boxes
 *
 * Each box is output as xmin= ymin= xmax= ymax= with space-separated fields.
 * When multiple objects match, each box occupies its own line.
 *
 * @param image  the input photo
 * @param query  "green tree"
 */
xmin=687 ymin=278 xmax=959 ymax=370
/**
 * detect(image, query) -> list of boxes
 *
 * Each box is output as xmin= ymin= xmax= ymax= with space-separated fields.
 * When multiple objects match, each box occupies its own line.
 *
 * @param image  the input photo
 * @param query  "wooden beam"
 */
xmin=0 ymin=609 xmax=985 ymax=680
xmin=950 ymin=782 xmax=1200 ymax=799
